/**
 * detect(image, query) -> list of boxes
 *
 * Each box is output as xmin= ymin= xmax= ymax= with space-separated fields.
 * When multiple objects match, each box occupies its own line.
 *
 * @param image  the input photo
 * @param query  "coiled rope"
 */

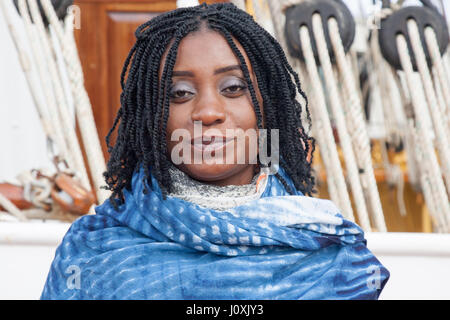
xmin=299 ymin=26 xmax=355 ymax=223
xmin=328 ymin=18 xmax=387 ymax=231
xmin=407 ymin=20 xmax=450 ymax=199
xmin=40 ymin=0 xmax=110 ymax=203
xmin=16 ymin=0 xmax=72 ymax=173
xmin=26 ymin=0 xmax=91 ymax=191
xmin=397 ymin=31 xmax=450 ymax=232
xmin=424 ymin=27 xmax=450 ymax=141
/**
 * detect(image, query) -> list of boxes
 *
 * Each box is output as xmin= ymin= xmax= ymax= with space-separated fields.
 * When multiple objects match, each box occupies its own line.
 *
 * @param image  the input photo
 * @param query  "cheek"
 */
xmin=232 ymin=97 xmax=260 ymax=129
xmin=165 ymin=106 xmax=186 ymax=149
xmin=228 ymin=100 xmax=259 ymax=159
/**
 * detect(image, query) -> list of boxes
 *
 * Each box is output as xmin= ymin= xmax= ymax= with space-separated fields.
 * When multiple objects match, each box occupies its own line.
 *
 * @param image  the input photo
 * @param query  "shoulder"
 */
xmin=40 ymin=207 xmax=142 ymax=299
xmin=263 ymin=164 xmax=305 ymax=197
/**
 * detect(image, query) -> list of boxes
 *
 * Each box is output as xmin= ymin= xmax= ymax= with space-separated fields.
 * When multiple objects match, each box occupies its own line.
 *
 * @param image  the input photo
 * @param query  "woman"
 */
xmin=41 ymin=2 xmax=389 ymax=300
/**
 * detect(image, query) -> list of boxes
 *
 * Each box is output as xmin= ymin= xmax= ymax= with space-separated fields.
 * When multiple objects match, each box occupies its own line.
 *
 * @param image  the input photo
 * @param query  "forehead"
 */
xmin=159 ymin=29 xmax=253 ymax=76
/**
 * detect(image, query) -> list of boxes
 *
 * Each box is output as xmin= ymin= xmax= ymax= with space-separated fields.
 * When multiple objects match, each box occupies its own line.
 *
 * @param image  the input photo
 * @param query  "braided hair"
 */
xmin=103 ymin=2 xmax=316 ymax=208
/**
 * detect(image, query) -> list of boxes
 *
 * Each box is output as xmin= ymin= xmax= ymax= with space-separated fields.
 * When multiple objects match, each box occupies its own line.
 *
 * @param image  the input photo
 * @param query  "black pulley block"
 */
xmin=14 ymin=0 xmax=74 ymax=27
xmin=284 ymin=0 xmax=355 ymax=64
xmin=378 ymin=3 xmax=449 ymax=71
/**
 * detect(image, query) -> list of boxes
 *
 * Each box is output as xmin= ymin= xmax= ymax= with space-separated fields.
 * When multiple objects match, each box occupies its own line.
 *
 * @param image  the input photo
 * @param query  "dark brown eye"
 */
xmin=223 ymin=83 xmax=247 ymax=95
xmin=226 ymin=85 xmax=244 ymax=92
xmin=169 ymin=90 xmax=193 ymax=100
xmin=169 ymin=81 xmax=195 ymax=101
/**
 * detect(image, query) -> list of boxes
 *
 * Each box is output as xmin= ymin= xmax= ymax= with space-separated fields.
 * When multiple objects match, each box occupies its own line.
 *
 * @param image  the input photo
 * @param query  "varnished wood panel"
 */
xmin=106 ymin=11 xmax=160 ymax=149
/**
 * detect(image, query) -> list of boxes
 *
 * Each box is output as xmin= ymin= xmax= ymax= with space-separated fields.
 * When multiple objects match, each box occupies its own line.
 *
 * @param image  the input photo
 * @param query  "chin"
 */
xmin=178 ymin=163 xmax=249 ymax=185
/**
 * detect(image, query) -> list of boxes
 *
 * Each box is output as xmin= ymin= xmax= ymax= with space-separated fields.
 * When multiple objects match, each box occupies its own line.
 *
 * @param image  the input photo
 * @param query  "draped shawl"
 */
xmin=41 ymin=164 xmax=389 ymax=300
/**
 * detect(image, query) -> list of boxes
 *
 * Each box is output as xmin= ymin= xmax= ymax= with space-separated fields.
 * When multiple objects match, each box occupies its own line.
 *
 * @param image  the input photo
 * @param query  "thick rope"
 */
xmin=0 ymin=1 xmax=54 ymax=139
xmin=0 ymin=193 xmax=27 ymax=221
xmin=17 ymin=0 xmax=72 ymax=171
xmin=419 ymin=171 xmax=440 ymax=232
xmin=311 ymin=14 xmax=372 ymax=230
xmin=1 ymin=205 xmax=77 ymax=223
xmin=399 ymin=67 xmax=443 ymax=225
xmin=348 ymin=50 xmax=365 ymax=112
xmin=0 ymin=211 xmax=20 ymax=222
xmin=266 ymin=0 xmax=300 ymax=71
xmin=370 ymin=32 xmax=411 ymax=216
xmin=431 ymin=67 xmax=447 ymax=125
xmin=40 ymin=0 xmax=110 ymax=203
xmin=379 ymin=137 xmax=407 ymax=216
xmin=411 ymin=118 xmax=443 ymax=232
xmin=407 ymin=19 xmax=450 ymax=198
xmin=413 ymin=116 xmax=445 ymax=232
xmin=394 ymin=73 xmax=422 ymax=189
xmin=17 ymin=169 xmax=53 ymax=210
xmin=328 ymin=18 xmax=387 ymax=232
xmin=300 ymin=29 xmax=352 ymax=220
xmin=304 ymin=85 xmax=341 ymax=210
xmin=299 ymin=26 xmax=356 ymax=224
xmin=302 ymin=60 xmax=341 ymax=205
xmin=26 ymin=0 xmax=91 ymax=191
xmin=442 ymin=50 xmax=450 ymax=86
xmin=0 ymin=0 xmax=81 ymax=220
xmin=370 ymin=30 xmax=404 ymax=147
xmin=397 ymin=33 xmax=450 ymax=231
xmin=250 ymin=0 xmax=276 ymax=38
xmin=424 ymin=27 xmax=450 ymax=137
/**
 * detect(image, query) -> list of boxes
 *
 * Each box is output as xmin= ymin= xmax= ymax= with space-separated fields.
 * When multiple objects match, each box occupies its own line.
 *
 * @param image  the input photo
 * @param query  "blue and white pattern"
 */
xmin=41 ymin=164 xmax=389 ymax=300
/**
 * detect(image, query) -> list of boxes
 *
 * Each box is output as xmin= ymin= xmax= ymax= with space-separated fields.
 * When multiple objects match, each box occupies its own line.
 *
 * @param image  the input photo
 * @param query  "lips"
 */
xmin=191 ymin=136 xmax=235 ymax=152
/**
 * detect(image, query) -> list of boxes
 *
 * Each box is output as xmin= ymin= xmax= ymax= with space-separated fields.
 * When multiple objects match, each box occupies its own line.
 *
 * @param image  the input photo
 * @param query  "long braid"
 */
xmin=151 ymin=28 xmax=187 ymax=194
xmin=103 ymin=2 xmax=316 ymax=208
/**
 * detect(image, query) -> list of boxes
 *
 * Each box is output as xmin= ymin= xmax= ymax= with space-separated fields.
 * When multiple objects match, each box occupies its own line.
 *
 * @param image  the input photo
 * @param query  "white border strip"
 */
xmin=366 ymin=232 xmax=450 ymax=257
xmin=0 ymin=221 xmax=71 ymax=246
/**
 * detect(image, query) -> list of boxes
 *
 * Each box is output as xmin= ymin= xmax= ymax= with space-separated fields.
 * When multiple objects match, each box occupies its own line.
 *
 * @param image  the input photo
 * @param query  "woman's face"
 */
xmin=160 ymin=29 xmax=264 ymax=186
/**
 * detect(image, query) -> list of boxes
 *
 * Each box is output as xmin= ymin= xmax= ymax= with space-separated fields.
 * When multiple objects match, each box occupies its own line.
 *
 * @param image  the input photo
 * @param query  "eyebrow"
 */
xmin=172 ymin=64 xmax=242 ymax=77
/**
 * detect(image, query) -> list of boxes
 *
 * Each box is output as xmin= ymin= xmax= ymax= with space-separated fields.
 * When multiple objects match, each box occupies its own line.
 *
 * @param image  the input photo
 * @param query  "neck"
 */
xmin=166 ymin=162 xmax=266 ymax=211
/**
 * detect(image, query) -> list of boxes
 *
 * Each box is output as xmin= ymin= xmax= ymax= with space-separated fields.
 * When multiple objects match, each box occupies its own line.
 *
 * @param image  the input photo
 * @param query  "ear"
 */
xmin=306 ymin=138 xmax=313 ymax=164
xmin=298 ymin=128 xmax=313 ymax=164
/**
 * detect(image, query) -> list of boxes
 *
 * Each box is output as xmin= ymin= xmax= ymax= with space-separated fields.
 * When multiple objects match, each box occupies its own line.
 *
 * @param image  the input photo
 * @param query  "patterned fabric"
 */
xmin=167 ymin=162 xmax=269 ymax=211
xmin=41 ymin=164 xmax=389 ymax=300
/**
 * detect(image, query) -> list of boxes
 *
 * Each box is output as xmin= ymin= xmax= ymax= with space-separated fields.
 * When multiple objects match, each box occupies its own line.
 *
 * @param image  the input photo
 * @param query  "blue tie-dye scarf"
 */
xmin=41 ymin=164 xmax=389 ymax=300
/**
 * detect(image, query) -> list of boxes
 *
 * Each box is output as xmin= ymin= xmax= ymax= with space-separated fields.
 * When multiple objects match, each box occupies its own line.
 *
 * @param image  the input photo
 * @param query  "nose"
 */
xmin=191 ymin=89 xmax=226 ymax=126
